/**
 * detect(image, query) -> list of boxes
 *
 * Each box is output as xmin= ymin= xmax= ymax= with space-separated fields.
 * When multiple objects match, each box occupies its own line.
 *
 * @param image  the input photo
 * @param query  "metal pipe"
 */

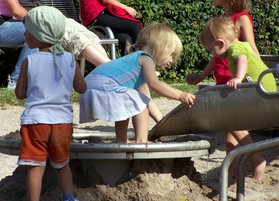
xmin=219 ymin=137 xmax=279 ymax=201
xmin=72 ymin=131 xmax=135 ymax=140
xmin=71 ymin=139 xmax=213 ymax=152
xmin=236 ymin=153 xmax=250 ymax=201
xmin=0 ymin=134 xmax=215 ymax=157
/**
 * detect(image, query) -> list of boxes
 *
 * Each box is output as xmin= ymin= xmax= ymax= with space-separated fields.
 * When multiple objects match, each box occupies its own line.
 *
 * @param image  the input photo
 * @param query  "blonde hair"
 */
xmin=134 ymin=22 xmax=182 ymax=64
xmin=230 ymin=0 xmax=251 ymax=12
xmin=199 ymin=16 xmax=239 ymax=48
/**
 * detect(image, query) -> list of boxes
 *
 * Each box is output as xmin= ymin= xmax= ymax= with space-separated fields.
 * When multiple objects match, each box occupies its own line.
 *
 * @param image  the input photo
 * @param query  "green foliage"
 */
xmin=151 ymin=82 xmax=198 ymax=98
xmin=251 ymin=0 xmax=279 ymax=54
xmin=122 ymin=0 xmax=279 ymax=81
xmin=0 ymin=88 xmax=25 ymax=107
xmin=0 ymin=89 xmax=80 ymax=107
xmin=1 ymin=1 xmax=278 ymax=85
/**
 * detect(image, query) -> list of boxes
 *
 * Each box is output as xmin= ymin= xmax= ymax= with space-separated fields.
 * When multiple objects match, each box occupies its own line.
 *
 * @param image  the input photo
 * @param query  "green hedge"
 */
xmin=122 ymin=0 xmax=279 ymax=81
xmin=1 ymin=1 xmax=278 ymax=85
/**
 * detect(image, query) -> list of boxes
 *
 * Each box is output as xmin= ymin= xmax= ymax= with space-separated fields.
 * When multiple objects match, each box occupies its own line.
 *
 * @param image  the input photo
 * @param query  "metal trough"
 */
xmin=149 ymin=67 xmax=279 ymax=138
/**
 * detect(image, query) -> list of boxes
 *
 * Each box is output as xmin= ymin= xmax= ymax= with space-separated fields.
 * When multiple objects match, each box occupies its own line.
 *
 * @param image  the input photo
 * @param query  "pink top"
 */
xmin=0 ymin=0 xmax=13 ymax=17
xmin=213 ymin=11 xmax=254 ymax=84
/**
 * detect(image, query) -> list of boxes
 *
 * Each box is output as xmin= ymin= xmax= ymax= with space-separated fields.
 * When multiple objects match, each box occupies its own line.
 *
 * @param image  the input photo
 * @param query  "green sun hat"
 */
xmin=24 ymin=5 xmax=66 ymax=55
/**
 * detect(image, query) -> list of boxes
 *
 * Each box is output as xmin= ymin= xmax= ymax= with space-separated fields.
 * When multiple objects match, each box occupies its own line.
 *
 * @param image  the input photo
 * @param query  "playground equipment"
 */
xmin=0 ymin=66 xmax=278 ymax=188
xmin=0 ymin=131 xmax=215 ymax=185
xmin=149 ymin=69 xmax=279 ymax=138
xmin=219 ymin=137 xmax=279 ymax=201
xmin=218 ymin=66 xmax=279 ymax=201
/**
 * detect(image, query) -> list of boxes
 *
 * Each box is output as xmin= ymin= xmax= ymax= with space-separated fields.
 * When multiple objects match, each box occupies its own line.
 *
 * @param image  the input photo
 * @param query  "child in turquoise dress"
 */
xmin=80 ymin=22 xmax=196 ymax=143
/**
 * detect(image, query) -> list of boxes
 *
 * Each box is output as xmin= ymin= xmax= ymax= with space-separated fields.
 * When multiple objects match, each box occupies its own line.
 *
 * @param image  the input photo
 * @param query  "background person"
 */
xmin=0 ymin=0 xmax=37 ymax=88
xmin=80 ymin=0 xmax=142 ymax=56
xmin=2 ymin=0 xmax=110 ymax=89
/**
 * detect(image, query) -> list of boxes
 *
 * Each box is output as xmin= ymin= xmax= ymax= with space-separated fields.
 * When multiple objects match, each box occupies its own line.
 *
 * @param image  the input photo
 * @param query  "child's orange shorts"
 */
xmin=18 ymin=123 xmax=73 ymax=169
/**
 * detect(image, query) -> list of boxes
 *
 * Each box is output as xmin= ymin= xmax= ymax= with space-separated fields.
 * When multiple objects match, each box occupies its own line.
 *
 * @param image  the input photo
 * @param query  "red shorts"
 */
xmin=18 ymin=124 xmax=73 ymax=168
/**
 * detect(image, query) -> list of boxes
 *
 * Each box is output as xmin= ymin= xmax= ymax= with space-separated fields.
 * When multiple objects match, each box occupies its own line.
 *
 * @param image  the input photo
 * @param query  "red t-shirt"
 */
xmin=213 ymin=11 xmax=254 ymax=84
xmin=80 ymin=0 xmax=106 ymax=26
xmin=80 ymin=0 xmax=142 ymax=28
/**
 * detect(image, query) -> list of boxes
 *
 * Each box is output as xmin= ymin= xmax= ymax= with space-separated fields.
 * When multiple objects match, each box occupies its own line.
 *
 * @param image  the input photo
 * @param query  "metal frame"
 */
xmin=219 ymin=68 xmax=279 ymax=201
xmin=0 ymin=133 xmax=216 ymax=160
xmin=219 ymin=137 xmax=279 ymax=201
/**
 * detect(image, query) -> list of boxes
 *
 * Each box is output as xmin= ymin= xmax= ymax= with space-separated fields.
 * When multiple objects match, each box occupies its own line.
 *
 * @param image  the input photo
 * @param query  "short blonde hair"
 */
xmin=134 ymin=22 xmax=182 ymax=64
xmin=230 ymin=0 xmax=251 ymax=12
xmin=199 ymin=16 xmax=239 ymax=48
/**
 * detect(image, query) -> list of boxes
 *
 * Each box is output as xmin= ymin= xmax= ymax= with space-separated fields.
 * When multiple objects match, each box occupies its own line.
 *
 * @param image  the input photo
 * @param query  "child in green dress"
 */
xmin=199 ymin=16 xmax=277 ymax=181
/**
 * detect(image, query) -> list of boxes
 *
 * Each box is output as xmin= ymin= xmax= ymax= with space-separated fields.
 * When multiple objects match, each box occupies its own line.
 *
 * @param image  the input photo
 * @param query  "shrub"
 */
xmin=1 ymin=1 xmax=278 ymax=84
xmin=122 ymin=0 xmax=279 ymax=81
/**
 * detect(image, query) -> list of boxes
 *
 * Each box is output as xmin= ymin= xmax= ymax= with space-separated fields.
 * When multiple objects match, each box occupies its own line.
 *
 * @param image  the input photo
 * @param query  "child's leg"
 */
xmin=115 ymin=119 xmax=129 ymax=143
xmin=80 ymin=44 xmax=110 ymax=66
xmin=231 ymin=130 xmax=266 ymax=180
xmin=225 ymin=132 xmax=239 ymax=152
xmin=251 ymin=154 xmax=266 ymax=180
xmin=147 ymin=99 xmax=163 ymax=123
xmin=26 ymin=166 xmax=45 ymax=201
xmin=56 ymin=164 xmax=75 ymax=200
xmin=49 ymin=124 xmax=76 ymax=200
xmin=132 ymin=107 xmax=149 ymax=143
xmin=225 ymin=132 xmax=239 ymax=178
xmin=138 ymin=84 xmax=163 ymax=123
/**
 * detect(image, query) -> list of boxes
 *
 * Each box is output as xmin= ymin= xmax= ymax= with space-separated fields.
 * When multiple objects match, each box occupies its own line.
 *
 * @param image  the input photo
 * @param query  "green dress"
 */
xmin=228 ymin=41 xmax=277 ymax=92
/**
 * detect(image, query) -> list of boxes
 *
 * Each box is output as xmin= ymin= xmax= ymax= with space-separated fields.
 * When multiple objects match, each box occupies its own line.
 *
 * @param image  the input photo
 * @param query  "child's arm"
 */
xmin=186 ymin=58 xmax=214 ymax=85
xmin=226 ymin=55 xmax=248 ymax=90
xmin=138 ymin=84 xmax=163 ymax=123
xmin=141 ymin=55 xmax=195 ymax=107
xmin=103 ymin=0 xmax=137 ymax=17
xmin=15 ymin=59 xmax=28 ymax=99
xmin=237 ymin=15 xmax=260 ymax=57
xmin=73 ymin=62 xmax=87 ymax=94
xmin=6 ymin=0 xmax=28 ymax=21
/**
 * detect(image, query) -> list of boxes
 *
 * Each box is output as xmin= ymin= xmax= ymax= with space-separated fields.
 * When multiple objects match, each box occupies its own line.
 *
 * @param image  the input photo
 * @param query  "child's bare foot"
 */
xmin=253 ymin=158 xmax=266 ymax=181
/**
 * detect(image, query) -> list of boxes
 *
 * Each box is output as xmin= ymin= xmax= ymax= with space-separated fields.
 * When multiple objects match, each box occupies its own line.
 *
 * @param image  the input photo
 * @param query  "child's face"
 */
xmin=157 ymin=53 xmax=174 ymax=70
xmin=205 ymin=38 xmax=228 ymax=58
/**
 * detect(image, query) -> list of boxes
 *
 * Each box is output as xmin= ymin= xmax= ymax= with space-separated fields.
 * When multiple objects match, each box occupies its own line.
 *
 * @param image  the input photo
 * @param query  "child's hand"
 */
xmin=185 ymin=73 xmax=201 ymax=85
xmin=227 ymin=78 xmax=242 ymax=90
xmin=125 ymin=7 xmax=137 ymax=17
xmin=179 ymin=92 xmax=196 ymax=107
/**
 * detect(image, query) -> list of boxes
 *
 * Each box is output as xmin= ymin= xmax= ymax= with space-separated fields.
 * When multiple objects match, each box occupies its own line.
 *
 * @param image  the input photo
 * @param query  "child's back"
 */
xmin=21 ymin=51 xmax=76 ymax=124
xmin=15 ymin=6 xmax=86 ymax=201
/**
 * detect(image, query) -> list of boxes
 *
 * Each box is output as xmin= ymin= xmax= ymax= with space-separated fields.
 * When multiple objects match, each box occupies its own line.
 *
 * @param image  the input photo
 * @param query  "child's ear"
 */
xmin=216 ymin=39 xmax=225 ymax=49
